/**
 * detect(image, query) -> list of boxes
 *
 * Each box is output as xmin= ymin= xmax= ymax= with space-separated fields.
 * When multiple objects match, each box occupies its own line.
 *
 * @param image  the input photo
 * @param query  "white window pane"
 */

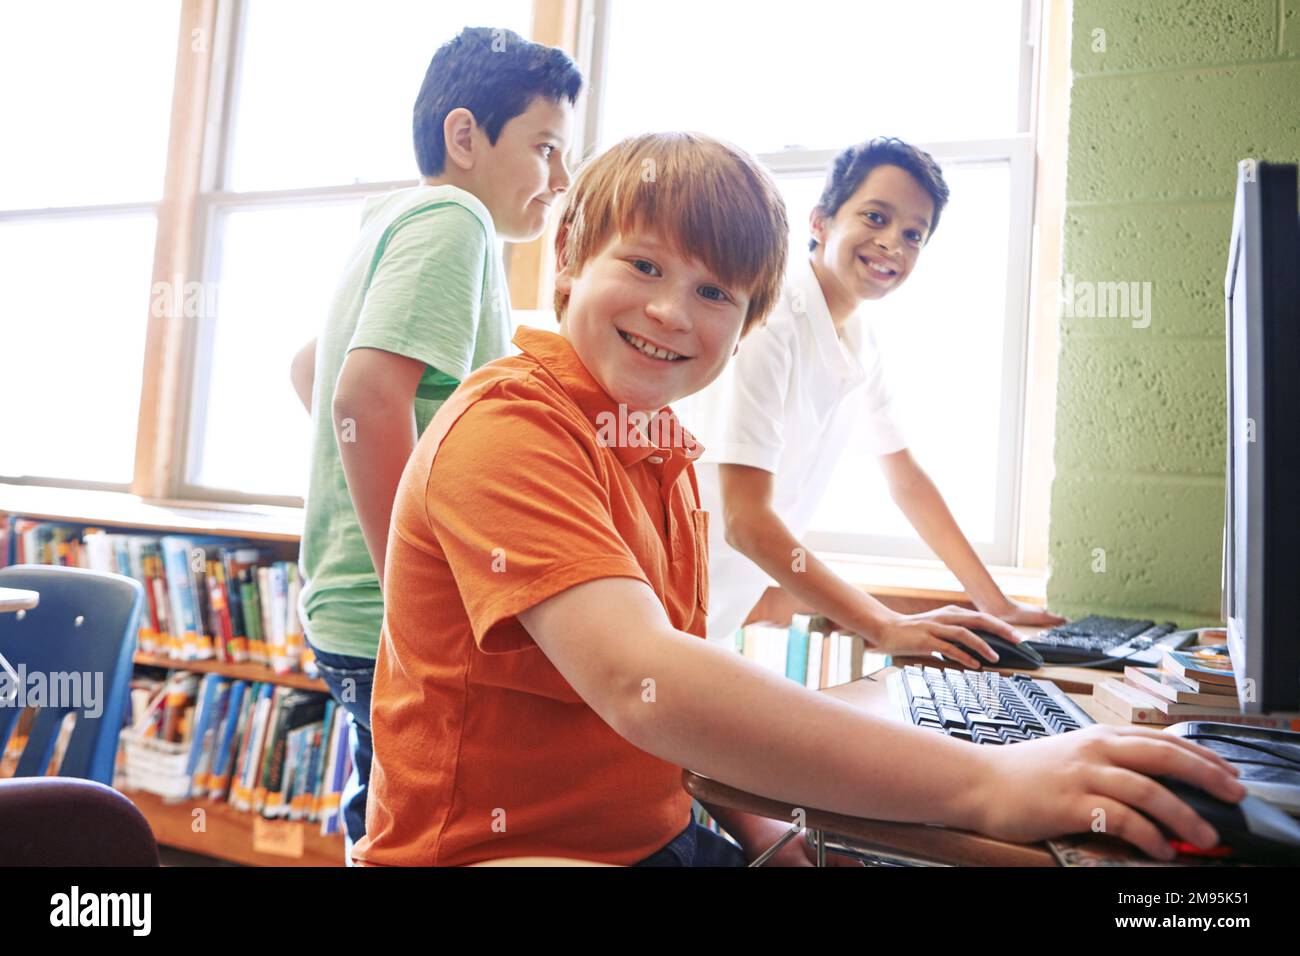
xmin=0 ymin=1 xmax=179 ymax=208
xmin=600 ymin=0 xmax=1023 ymax=154
xmin=0 ymin=214 xmax=157 ymax=484
xmin=189 ymin=202 xmax=364 ymax=497
xmin=229 ymin=0 xmax=533 ymax=191
xmin=806 ymin=162 xmax=1013 ymax=550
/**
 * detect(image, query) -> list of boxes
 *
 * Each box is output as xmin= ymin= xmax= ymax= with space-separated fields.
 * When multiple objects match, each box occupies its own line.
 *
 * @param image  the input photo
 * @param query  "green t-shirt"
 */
xmin=299 ymin=184 xmax=512 ymax=659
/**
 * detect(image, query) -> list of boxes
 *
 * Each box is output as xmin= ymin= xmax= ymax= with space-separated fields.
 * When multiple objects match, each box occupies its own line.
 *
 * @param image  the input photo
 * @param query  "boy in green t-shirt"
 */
xmin=288 ymin=26 xmax=582 ymax=855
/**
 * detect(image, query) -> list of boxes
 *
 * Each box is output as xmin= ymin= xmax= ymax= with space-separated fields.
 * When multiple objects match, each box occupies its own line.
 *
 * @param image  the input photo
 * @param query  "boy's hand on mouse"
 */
xmin=965 ymin=725 xmax=1247 ymax=860
xmin=978 ymin=596 xmax=1067 ymax=628
xmin=869 ymin=605 xmax=1020 ymax=668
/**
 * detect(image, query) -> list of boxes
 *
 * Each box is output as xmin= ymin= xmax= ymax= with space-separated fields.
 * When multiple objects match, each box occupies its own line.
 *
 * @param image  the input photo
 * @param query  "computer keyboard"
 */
xmin=890 ymin=664 xmax=1095 ymax=744
xmin=1026 ymin=615 xmax=1186 ymax=669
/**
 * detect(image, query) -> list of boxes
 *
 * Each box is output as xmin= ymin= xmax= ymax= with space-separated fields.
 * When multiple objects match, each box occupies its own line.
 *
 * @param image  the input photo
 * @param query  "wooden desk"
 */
xmin=0 ymin=588 xmax=39 ymax=614
xmin=683 ymin=659 xmax=1124 ymax=867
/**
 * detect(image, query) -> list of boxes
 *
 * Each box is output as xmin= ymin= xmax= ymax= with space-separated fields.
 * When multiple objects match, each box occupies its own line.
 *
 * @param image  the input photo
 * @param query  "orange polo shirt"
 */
xmin=352 ymin=326 xmax=709 ymax=866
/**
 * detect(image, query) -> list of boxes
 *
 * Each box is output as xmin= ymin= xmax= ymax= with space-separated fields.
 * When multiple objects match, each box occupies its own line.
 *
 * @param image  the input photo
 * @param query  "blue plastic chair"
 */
xmin=0 ymin=564 xmax=143 ymax=784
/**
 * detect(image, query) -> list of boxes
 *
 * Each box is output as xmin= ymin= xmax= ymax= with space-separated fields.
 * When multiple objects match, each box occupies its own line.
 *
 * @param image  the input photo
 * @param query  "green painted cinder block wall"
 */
xmin=1047 ymin=0 xmax=1300 ymax=623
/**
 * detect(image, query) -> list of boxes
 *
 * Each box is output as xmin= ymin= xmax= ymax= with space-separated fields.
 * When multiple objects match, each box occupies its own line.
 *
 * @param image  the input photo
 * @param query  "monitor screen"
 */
xmin=1222 ymin=159 xmax=1300 ymax=714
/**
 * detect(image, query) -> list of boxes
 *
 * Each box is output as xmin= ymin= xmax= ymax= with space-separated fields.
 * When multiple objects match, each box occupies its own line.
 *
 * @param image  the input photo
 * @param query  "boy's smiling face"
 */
xmin=473 ymin=95 xmax=575 ymax=242
xmin=809 ymin=163 xmax=935 ymax=306
xmin=556 ymin=230 xmax=750 ymax=415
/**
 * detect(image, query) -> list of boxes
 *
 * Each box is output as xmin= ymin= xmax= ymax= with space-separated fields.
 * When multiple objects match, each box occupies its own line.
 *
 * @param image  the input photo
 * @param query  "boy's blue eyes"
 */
xmin=539 ymin=144 xmax=555 ymax=158
xmin=628 ymin=259 xmax=731 ymax=302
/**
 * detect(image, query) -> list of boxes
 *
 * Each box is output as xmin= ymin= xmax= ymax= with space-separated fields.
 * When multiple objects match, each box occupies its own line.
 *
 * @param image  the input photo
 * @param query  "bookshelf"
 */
xmin=124 ymin=788 xmax=344 ymax=867
xmin=0 ymin=487 xmax=347 ymax=867
xmin=134 ymin=651 xmax=328 ymax=693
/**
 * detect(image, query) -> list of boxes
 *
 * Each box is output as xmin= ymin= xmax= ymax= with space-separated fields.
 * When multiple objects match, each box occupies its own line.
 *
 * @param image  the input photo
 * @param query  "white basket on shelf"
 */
xmin=119 ymin=728 xmax=192 ymax=800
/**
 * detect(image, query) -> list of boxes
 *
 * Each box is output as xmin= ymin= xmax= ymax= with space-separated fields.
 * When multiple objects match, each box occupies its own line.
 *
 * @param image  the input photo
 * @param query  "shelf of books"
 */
xmin=1 ymin=504 xmax=349 ymax=867
xmin=736 ymin=614 xmax=888 ymax=689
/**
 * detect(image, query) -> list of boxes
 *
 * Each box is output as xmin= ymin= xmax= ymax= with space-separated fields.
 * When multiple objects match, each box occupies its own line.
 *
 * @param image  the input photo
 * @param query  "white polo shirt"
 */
xmin=688 ymin=261 xmax=908 ymax=643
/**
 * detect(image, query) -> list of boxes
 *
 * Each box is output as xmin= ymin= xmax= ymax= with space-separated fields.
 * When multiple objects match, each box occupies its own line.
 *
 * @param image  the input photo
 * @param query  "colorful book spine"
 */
xmin=785 ymin=614 xmax=811 ymax=683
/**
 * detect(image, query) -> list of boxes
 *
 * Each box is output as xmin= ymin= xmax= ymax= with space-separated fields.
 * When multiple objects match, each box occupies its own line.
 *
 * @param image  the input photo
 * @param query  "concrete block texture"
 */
xmin=1060 ymin=202 xmax=1234 ymax=338
xmin=1048 ymin=1 xmax=1300 ymax=619
xmin=1067 ymin=60 xmax=1300 ymax=203
xmin=1047 ymin=474 xmax=1226 ymax=621
xmin=1054 ymin=337 xmax=1226 ymax=477
xmin=1071 ymin=0 xmax=1279 ymax=76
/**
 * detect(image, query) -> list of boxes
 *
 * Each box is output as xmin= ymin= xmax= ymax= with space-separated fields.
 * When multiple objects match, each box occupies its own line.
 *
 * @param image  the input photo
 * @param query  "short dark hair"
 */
xmin=413 ymin=27 xmax=583 ymax=177
xmin=810 ymin=137 xmax=949 ymax=251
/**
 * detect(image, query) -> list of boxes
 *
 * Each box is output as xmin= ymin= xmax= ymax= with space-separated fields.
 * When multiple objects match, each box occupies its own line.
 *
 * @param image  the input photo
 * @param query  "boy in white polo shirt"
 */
xmin=697 ymin=137 xmax=1064 ymax=663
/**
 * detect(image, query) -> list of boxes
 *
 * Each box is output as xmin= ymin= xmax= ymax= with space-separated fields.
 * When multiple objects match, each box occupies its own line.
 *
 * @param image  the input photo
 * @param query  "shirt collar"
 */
xmin=791 ymin=259 xmax=866 ymax=385
xmin=513 ymin=326 xmax=705 ymax=482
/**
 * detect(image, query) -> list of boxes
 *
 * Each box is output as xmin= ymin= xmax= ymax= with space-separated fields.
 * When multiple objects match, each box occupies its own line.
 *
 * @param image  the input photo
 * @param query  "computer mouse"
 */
xmin=1148 ymin=775 xmax=1300 ymax=863
xmin=940 ymin=630 xmax=1044 ymax=670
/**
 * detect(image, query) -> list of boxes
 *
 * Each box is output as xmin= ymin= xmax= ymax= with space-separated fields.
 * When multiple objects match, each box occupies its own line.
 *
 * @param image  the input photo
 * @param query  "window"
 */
xmin=3 ymin=0 xmax=1047 ymax=573
xmin=587 ymin=0 xmax=1038 ymax=565
xmin=0 ymin=1 xmax=181 ymax=487
xmin=181 ymin=0 xmax=533 ymax=502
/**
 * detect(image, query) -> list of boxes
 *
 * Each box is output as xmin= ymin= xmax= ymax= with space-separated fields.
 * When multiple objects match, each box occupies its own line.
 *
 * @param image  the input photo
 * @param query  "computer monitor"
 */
xmin=1222 ymin=159 xmax=1300 ymax=713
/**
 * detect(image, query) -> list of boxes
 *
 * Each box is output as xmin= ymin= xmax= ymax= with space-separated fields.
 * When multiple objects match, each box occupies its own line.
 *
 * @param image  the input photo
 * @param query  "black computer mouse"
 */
xmin=941 ymin=630 xmax=1043 ymax=670
xmin=1149 ymin=775 xmax=1300 ymax=863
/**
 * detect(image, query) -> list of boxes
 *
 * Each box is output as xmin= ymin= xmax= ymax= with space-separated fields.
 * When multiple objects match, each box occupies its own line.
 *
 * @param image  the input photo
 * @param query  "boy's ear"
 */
xmin=553 ymin=225 xmax=576 ymax=289
xmin=443 ymin=108 xmax=478 ymax=172
xmin=553 ymin=227 xmax=574 ymax=322
xmin=553 ymin=223 xmax=571 ymax=272
xmin=808 ymin=206 xmax=828 ymax=245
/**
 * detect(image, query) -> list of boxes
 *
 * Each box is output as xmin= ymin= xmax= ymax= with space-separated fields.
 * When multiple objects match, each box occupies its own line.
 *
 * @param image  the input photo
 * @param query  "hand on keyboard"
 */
xmin=965 ymin=725 xmax=1247 ymax=860
xmin=871 ymin=605 xmax=1022 ymax=669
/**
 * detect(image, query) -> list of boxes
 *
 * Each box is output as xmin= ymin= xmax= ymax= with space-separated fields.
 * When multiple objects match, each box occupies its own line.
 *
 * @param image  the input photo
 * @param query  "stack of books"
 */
xmin=1092 ymin=637 xmax=1300 ymax=729
xmin=7 ymin=517 xmax=312 ymax=674
xmin=738 ymin=615 xmax=887 ymax=689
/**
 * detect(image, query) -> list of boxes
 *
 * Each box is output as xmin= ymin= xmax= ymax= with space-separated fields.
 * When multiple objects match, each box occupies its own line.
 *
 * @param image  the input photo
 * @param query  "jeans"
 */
xmin=308 ymin=642 xmax=374 ymax=862
xmin=633 ymin=819 xmax=748 ymax=867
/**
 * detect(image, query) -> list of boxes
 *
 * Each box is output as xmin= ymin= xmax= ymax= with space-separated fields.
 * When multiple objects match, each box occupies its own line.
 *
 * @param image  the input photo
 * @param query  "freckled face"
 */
xmin=556 ymin=231 xmax=750 ymax=413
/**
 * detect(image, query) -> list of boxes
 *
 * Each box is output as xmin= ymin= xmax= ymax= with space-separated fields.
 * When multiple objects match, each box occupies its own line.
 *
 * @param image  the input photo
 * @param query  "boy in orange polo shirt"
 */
xmin=353 ymin=133 xmax=1243 ymax=867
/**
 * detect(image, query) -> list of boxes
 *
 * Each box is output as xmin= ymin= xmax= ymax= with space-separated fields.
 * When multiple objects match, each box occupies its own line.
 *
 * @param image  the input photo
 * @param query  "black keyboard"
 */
xmin=890 ymin=664 xmax=1094 ymax=744
xmin=1026 ymin=615 xmax=1186 ymax=669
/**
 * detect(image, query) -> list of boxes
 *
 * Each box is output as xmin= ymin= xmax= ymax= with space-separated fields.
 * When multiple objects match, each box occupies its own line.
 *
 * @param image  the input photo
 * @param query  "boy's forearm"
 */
xmin=335 ymin=404 xmax=417 ymax=587
xmin=727 ymin=509 xmax=893 ymax=639
xmin=889 ymin=471 xmax=1006 ymax=610
xmin=615 ymin=627 xmax=992 ymax=832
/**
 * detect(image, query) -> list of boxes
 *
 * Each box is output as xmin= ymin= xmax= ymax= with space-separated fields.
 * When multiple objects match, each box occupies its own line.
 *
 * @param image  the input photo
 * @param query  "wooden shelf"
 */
xmin=133 ymin=652 xmax=329 ymax=693
xmin=121 ymin=788 xmax=344 ymax=867
xmin=0 ymin=483 xmax=303 ymax=542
